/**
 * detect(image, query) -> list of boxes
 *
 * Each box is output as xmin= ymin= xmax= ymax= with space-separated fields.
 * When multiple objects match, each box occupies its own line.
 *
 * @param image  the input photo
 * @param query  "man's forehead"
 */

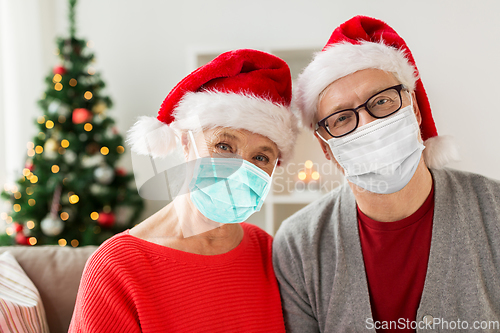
xmin=320 ymin=70 xmax=400 ymax=110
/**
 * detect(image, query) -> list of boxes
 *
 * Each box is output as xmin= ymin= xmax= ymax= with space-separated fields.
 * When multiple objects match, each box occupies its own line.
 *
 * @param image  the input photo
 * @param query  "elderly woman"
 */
xmin=69 ymin=49 xmax=298 ymax=332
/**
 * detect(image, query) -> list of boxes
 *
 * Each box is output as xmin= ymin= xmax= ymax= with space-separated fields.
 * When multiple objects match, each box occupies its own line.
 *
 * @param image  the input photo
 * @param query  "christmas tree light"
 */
xmin=0 ymin=0 xmax=144 ymax=246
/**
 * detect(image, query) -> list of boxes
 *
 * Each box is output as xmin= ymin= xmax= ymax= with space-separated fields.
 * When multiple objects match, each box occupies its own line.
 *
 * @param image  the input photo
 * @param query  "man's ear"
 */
xmin=410 ymin=91 xmax=422 ymax=126
xmin=314 ymin=132 xmax=332 ymax=161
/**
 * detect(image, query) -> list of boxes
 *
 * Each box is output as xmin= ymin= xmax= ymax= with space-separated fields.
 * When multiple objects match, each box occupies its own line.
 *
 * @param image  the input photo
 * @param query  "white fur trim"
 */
xmin=170 ymin=91 xmax=298 ymax=163
xmin=423 ymin=135 xmax=460 ymax=169
xmin=126 ymin=116 xmax=178 ymax=158
xmin=295 ymin=41 xmax=418 ymax=130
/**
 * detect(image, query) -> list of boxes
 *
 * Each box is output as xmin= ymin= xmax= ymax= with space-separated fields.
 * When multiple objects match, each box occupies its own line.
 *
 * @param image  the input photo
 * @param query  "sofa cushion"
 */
xmin=0 ymin=245 xmax=98 ymax=333
xmin=0 ymin=251 xmax=50 ymax=332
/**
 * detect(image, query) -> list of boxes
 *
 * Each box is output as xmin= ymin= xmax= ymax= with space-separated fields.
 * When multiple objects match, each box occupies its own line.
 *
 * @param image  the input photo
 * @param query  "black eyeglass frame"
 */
xmin=315 ymin=84 xmax=407 ymax=138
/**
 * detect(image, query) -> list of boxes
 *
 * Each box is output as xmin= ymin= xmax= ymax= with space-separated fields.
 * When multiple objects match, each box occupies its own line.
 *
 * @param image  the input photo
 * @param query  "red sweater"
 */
xmin=69 ymin=223 xmax=285 ymax=332
xmin=358 ymin=184 xmax=434 ymax=332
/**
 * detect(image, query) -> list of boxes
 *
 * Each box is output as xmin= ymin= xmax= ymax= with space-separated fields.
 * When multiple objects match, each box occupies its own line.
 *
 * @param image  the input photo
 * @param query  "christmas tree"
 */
xmin=0 ymin=0 xmax=144 ymax=246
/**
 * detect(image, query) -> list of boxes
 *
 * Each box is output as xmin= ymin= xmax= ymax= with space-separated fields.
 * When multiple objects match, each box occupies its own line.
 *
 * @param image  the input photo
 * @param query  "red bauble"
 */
xmin=25 ymin=160 xmax=34 ymax=171
xmin=12 ymin=222 xmax=23 ymax=233
xmin=115 ymin=168 xmax=127 ymax=177
xmin=53 ymin=65 xmax=67 ymax=75
xmin=15 ymin=232 xmax=29 ymax=245
xmin=72 ymin=108 xmax=93 ymax=124
xmin=97 ymin=212 xmax=116 ymax=228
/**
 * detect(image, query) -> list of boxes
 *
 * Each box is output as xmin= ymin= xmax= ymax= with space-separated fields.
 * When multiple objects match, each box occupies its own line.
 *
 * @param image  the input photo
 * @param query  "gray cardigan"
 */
xmin=273 ymin=168 xmax=500 ymax=332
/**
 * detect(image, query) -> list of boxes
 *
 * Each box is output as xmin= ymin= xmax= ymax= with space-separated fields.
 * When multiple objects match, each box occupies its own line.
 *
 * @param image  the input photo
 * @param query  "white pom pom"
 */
xmin=423 ymin=135 xmax=460 ymax=169
xmin=126 ymin=116 xmax=178 ymax=158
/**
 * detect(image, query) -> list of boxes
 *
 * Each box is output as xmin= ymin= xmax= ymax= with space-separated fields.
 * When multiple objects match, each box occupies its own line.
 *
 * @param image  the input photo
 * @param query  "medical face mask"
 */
xmin=319 ymin=100 xmax=425 ymax=194
xmin=187 ymin=131 xmax=276 ymax=224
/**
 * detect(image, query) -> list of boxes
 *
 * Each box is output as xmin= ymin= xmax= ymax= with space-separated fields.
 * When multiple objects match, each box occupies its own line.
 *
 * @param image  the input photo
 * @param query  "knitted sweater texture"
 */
xmin=69 ymin=223 xmax=285 ymax=332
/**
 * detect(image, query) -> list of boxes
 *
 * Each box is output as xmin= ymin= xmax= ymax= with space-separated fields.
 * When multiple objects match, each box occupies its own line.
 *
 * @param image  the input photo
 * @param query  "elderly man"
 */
xmin=273 ymin=16 xmax=500 ymax=332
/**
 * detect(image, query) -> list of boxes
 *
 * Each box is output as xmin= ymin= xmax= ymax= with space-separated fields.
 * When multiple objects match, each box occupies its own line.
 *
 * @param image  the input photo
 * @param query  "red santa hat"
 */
xmin=295 ymin=15 xmax=458 ymax=168
xmin=127 ymin=49 xmax=298 ymax=163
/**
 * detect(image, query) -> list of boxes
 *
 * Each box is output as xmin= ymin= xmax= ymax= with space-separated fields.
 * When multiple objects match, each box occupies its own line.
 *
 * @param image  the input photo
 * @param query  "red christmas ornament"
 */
xmin=115 ymin=168 xmax=127 ymax=177
xmin=12 ymin=222 xmax=23 ymax=233
xmin=15 ymin=232 xmax=29 ymax=245
xmin=53 ymin=65 xmax=67 ymax=75
xmin=97 ymin=212 xmax=116 ymax=228
xmin=25 ymin=160 xmax=34 ymax=171
xmin=72 ymin=108 xmax=93 ymax=124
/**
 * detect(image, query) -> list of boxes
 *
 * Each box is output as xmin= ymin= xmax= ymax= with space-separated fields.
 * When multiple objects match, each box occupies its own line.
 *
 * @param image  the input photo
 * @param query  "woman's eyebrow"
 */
xmin=256 ymin=145 xmax=278 ymax=160
xmin=258 ymin=145 xmax=274 ymax=153
xmin=216 ymin=132 xmax=240 ymax=142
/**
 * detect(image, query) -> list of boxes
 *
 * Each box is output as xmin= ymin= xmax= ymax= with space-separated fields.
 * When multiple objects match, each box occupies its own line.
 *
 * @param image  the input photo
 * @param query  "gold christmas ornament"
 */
xmin=92 ymin=102 xmax=107 ymax=114
xmin=44 ymin=138 xmax=59 ymax=159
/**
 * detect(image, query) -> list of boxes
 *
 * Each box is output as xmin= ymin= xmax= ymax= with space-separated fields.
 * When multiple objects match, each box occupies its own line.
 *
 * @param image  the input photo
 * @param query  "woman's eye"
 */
xmin=255 ymin=155 xmax=269 ymax=163
xmin=216 ymin=143 xmax=232 ymax=152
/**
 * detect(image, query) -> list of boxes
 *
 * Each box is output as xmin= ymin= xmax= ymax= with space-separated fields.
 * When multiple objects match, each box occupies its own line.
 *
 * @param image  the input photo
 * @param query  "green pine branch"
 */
xmin=0 ymin=0 xmax=144 ymax=246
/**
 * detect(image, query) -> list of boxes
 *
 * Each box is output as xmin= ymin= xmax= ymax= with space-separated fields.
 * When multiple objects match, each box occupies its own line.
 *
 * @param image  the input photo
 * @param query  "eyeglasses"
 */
xmin=316 ymin=84 xmax=406 ymax=138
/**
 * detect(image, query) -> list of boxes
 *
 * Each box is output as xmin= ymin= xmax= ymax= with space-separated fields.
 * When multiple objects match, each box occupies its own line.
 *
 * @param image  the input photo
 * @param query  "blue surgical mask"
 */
xmin=187 ymin=131 xmax=276 ymax=224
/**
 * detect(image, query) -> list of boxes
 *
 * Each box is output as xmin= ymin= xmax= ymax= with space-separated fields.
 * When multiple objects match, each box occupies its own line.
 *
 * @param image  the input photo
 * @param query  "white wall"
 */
xmin=5 ymin=0 xmax=500 ymax=218
xmin=0 ymin=2 xmax=5 ymax=194
xmin=0 ymin=0 xmax=47 ymax=189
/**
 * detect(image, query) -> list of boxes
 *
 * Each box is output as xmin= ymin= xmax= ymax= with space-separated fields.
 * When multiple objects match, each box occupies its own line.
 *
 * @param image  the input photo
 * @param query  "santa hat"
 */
xmin=295 ymin=15 xmax=458 ymax=169
xmin=127 ymin=49 xmax=298 ymax=163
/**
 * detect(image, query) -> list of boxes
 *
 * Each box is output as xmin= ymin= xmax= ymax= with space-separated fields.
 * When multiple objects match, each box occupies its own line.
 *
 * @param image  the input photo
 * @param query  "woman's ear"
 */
xmin=181 ymin=132 xmax=190 ymax=160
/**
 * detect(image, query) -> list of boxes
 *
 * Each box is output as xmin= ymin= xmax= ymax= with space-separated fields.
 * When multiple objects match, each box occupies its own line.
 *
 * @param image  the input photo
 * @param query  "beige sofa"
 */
xmin=0 ymin=245 xmax=98 ymax=333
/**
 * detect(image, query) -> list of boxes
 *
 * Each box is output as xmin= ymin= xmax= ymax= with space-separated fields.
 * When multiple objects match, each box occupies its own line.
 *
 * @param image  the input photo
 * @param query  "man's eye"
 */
xmin=376 ymin=98 xmax=388 ymax=105
xmin=337 ymin=115 xmax=348 ymax=123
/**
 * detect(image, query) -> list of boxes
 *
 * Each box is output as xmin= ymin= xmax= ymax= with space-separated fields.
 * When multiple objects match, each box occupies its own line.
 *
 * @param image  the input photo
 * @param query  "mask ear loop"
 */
xmin=257 ymin=156 xmax=278 ymax=210
xmin=188 ymin=130 xmax=201 ymax=159
xmin=408 ymin=90 xmax=415 ymax=114
xmin=316 ymin=129 xmax=329 ymax=144
xmin=270 ymin=157 xmax=279 ymax=178
xmin=252 ymin=157 xmax=279 ymax=179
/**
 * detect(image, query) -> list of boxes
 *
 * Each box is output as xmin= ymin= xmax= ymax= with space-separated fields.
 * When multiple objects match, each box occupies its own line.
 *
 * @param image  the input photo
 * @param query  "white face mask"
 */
xmin=319 ymin=100 xmax=425 ymax=194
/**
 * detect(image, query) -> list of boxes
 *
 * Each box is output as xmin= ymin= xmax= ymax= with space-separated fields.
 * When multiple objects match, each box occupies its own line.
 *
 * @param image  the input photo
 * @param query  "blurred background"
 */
xmin=1 ymin=0 xmax=500 ymax=236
